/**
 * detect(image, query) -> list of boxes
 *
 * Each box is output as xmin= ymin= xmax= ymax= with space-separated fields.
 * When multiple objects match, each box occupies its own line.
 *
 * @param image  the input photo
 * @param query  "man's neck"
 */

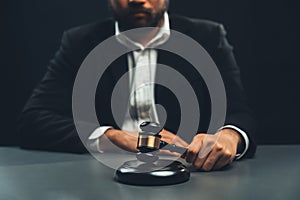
xmin=124 ymin=17 xmax=165 ymax=47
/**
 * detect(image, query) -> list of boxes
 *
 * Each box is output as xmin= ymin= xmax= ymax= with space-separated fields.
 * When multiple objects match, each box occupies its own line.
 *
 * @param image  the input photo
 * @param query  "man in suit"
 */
xmin=17 ymin=0 xmax=256 ymax=171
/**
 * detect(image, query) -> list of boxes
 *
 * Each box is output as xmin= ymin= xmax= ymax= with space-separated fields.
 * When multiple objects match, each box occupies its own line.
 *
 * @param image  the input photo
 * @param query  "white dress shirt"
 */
xmin=87 ymin=13 xmax=249 ymax=159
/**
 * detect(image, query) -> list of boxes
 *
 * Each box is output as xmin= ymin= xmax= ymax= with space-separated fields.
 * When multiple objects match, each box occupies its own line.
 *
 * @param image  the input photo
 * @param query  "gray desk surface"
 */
xmin=0 ymin=145 xmax=299 ymax=200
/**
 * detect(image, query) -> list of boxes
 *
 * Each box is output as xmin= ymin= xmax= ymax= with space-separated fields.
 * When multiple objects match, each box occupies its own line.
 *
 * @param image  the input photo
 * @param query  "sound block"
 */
xmin=114 ymin=159 xmax=190 ymax=186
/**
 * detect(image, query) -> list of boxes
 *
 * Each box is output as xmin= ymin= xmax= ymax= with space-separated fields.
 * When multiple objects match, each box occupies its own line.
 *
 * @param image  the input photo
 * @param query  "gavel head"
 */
xmin=136 ymin=122 xmax=163 ymax=163
xmin=137 ymin=122 xmax=163 ymax=153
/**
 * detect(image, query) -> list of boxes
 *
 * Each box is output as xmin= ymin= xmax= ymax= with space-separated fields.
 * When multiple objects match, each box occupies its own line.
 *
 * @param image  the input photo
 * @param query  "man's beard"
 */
xmin=112 ymin=8 xmax=166 ymax=31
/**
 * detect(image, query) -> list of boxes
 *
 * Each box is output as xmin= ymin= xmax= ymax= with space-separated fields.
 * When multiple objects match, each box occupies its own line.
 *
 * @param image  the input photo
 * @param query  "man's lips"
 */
xmin=128 ymin=9 xmax=151 ymax=17
xmin=132 ymin=12 xmax=148 ymax=17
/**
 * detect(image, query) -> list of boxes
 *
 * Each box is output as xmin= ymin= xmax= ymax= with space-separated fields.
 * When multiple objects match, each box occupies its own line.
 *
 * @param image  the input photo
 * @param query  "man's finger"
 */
xmin=185 ymin=134 xmax=204 ymax=163
xmin=197 ymin=133 xmax=220 ymax=159
xmin=159 ymin=149 xmax=181 ymax=157
xmin=213 ymin=149 xmax=235 ymax=170
xmin=201 ymin=144 xmax=224 ymax=171
xmin=173 ymin=136 xmax=189 ymax=148
xmin=193 ymin=151 xmax=209 ymax=169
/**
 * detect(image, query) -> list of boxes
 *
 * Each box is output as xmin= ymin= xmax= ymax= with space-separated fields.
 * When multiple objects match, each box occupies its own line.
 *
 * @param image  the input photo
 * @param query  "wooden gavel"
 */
xmin=136 ymin=122 xmax=187 ymax=163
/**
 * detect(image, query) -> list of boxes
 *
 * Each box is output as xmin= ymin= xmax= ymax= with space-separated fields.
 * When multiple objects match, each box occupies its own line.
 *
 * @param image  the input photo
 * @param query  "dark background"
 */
xmin=4 ymin=0 xmax=300 ymax=146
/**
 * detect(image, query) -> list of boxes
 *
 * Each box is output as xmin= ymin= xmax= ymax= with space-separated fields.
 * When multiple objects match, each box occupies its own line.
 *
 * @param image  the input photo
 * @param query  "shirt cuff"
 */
xmin=219 ymin=125 xmax=249 ymax=160
xmin=87 ymin=126 xmax=113 ymax=153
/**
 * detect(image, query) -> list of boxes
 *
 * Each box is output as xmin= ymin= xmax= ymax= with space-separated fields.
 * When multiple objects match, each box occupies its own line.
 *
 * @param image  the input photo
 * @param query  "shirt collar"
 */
xmin=115 ymin=12 xmax=170 ymax=51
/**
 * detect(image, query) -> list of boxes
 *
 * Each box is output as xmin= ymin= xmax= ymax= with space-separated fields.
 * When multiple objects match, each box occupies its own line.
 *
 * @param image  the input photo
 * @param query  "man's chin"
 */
xmin=127 ymin=17 xmax=154 ymax=28
xmin=117 ymin=13 xmax=163 ymax=30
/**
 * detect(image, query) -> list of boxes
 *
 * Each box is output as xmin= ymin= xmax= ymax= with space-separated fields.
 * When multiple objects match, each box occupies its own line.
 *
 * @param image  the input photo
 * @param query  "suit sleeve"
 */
xmin=17 ymin=31 xmax=95 ymax=153
xmin=211 ymin=24 xmax=257 ymax=158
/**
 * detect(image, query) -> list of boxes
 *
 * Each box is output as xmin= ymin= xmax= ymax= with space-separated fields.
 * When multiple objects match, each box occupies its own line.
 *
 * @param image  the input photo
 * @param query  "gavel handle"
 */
xmin=159 ymin=141 xmax=187 ymax=155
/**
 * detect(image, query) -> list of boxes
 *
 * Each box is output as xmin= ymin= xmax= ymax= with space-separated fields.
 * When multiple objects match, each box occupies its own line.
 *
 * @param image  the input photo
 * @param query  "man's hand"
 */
xmin=184 ymin=129 xmax=242 ymax=171
xmin=158 ymin=129 xmax=189 ymax=156
xmin=100 ymin=129 xmax=139 ymax=153
xmin=160 ymin=129 xmax=189 ymax=148
xmin=100 ymin=128 xmax=189 ymax=155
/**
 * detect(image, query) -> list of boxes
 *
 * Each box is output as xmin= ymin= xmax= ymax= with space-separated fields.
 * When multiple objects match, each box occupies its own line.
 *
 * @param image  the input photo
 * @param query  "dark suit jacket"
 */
xmin=17 ymin=15 xmax=257 ymax=157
